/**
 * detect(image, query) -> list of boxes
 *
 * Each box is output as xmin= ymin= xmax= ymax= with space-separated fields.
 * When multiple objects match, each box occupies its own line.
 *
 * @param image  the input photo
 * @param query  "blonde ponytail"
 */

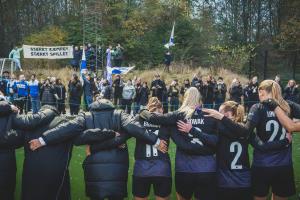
xmin=221 ymin=101 xmax=245 ymax=123
xmin=147 ymin=97 xmax=163 ymax=112
xmin=259 ymin=80 xmax=290 ymax=115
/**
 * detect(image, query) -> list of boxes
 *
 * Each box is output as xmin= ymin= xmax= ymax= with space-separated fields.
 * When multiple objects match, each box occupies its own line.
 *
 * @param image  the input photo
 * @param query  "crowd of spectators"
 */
xmin=0 ymin=69 xmax=298 ymax=115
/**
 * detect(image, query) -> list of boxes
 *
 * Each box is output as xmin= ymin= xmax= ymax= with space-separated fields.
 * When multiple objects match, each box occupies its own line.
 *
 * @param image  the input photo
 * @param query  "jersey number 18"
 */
xmin=146 ymin=130 xmax=159 ymax=157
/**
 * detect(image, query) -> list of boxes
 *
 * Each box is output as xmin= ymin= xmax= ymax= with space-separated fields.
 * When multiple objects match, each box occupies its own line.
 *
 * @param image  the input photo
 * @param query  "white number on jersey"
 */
xmin=146 ymin=130 xmax=159 ymax=157
xmin=230 ymin=142 xmax=243 ymax=170
xmin=266 ymin=120 xmax=286 ymax=142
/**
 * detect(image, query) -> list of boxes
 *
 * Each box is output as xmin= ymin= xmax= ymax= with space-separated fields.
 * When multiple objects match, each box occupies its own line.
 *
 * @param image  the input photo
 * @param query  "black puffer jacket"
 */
xmin=68 ymin=80 xmax=83 ymax=106
xmin=0 ymin=101 xmax=14 ymax=200
xmin=40 ymin=99 xmax=159 ymax=199
xmin=40 ymin=84 xmax=57 ymax=106
xmin=0 ymin=103 xmax=56 ymax=200
xmin=2 ymin=106 xmax=69 ymax=200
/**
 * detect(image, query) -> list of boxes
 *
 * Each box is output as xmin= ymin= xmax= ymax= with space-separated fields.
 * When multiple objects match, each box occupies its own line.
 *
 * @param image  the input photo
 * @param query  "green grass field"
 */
xmin=15 ymin=135 xmax=300 ymax=200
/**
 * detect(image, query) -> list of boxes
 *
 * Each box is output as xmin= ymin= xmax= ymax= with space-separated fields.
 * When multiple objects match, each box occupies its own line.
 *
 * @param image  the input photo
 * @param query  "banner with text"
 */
xmin=23 ymin=45 xmax=73 ymax=59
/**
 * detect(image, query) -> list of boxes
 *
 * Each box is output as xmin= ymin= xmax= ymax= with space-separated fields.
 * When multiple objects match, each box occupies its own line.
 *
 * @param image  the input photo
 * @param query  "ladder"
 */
xmin=0 ymin=58 xmax=17 ymax=77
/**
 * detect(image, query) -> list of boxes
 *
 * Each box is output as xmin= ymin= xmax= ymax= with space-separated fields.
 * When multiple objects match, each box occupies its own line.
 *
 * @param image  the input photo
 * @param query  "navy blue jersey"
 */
xmin=247 ymin=102 xmax=300 ymax=167
xmin=175 ymin=108 xmax=219 ymax=173
xmin=217 ymin=123 xmax=250 ymax=171
xmin=134 ymin=117 xmax=170 ymax=161
xmin=189 ymin=118 xmax=251 ymax=188
xmin=217 ymin=124 xmax=251 ymax=188
xmin=133 ymin=116 xmax=171 ymax=177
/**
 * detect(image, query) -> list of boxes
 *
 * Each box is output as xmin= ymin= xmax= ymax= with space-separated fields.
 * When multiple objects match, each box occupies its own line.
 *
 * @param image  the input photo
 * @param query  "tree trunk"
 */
xmin=242 ymin=0 xmax=249 ymax=43
xmin=263 ymin=50 xmax=268 ymax=79
xmin=256 ymin=0 xmax=262 ymax=42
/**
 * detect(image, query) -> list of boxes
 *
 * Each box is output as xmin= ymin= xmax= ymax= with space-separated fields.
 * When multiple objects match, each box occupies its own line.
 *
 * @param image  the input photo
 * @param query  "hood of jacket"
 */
xmin=89 ymin=99 xmax=115 ymax=112
xmin=40 ymin=105 xmax=60 ymax=116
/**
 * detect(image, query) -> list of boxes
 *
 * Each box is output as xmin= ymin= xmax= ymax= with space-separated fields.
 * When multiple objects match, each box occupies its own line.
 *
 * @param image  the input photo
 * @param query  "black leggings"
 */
xmin=70 ymin=105 xmax=80 ymax=115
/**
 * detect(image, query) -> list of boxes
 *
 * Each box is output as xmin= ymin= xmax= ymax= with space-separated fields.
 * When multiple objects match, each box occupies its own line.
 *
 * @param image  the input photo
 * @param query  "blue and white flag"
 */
xmin=80 ymin=49 xmax=87 ymax=73
xmin=106 ymin=66 xmax=135 ymax=84
xmin=164 ymin=22 xmax=175 ymax=49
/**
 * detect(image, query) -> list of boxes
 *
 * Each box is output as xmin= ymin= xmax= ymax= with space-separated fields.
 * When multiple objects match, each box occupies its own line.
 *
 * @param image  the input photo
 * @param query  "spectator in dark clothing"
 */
xmin=180 ymin=79 xmax=191 ymax=95
xmin=0 ymin=71 xmax=9 ymax=96
xmin=150 ymin=74 xmax=167 ymax=113
xmin=247 ymin=76 xmax=259 ymax=109
xmin=55 ymin=79 xmax=66 ymax=114
xmin=243 ymin=82 xmax=251 ymax=113
xmin=150 ymin=74 xmax=165 ymax=102
xmin=229 ymin=78 xmax=243 ymax=104
xmin=201 ymin=75 xmax=215 ymax=108
xmin=87 ymin=45 xmax=96 ymax=72
xmin=68 ymin=74 xmax=82 ymax=115
xmin=139 ymin=82 xmax=150 ymax=109
xmin=114 ymin=44 xmax=124 ymax=67
xmin=168 ymin=79 xmax=180 ymax=111
xmin=214 ymin=77 xmax=227 ymax=110
xmin=191 ymin=74 xmax=203 ymax=93
xmin=164 ymin=51 xmax=172 ymax=72
xmin=133 ymin=78 xmax=143 ymax=114
xmin=82 ymin=72 xmax=97 ymax=110
xmin=100 ymin=79 xmax=112 ymax=100
xmin=112 ymin=75 xmax=123 ymax=106
xmin=40 ymin=79 xmax=58 ymax=106
xmin=284 ymin=79 xmax=299 ymax=103
xmin=162 ymin=87 xmax=169 ymax=114
xmin=71 ymin=46 xmax=82 ymax=71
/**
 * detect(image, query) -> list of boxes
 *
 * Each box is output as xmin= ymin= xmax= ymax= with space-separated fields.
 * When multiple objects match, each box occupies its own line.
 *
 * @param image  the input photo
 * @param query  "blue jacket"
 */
xmin=14 ymin=81 xmax=29 ymax=97
xmin=28 ymin=80 xmax=40 ymax=98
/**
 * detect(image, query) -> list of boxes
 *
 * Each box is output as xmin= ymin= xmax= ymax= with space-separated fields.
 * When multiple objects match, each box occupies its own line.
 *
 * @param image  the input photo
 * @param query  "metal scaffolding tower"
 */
xmin=82 ymin=0 xmax=105 ymax=75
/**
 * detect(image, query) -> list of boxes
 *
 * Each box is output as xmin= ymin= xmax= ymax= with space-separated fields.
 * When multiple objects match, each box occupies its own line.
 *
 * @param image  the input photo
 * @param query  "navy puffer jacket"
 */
xmin=41 ymin=99 xmax=158 ymax=199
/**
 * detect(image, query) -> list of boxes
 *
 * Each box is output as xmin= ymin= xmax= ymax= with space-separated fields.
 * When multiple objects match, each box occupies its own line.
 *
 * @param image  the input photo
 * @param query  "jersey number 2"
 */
xmin=230 ymin=142 xmax=243 ymax=170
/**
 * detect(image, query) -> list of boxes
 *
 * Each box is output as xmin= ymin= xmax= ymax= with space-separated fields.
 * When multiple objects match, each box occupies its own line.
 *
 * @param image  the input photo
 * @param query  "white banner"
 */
xmin=23 ymin=45 xmax=73 ymax=59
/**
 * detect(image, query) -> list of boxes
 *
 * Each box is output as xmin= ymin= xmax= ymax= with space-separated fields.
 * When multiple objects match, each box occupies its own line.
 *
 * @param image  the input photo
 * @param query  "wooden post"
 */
xmin=263 ymin=50 xmax=268 ymax=79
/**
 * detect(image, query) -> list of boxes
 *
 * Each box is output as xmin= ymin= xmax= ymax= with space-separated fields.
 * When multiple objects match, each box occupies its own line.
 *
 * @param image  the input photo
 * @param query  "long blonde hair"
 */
xmin=178 ymin=87 xmax=201 ymax=118
xmin=220 ymin=101 xmax=245 ymax=123
xmin=259 ymin=80 xmax=290 ymax=115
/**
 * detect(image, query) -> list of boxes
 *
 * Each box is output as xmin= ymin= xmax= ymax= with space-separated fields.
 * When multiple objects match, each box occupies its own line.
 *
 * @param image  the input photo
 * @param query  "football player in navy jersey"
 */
xmin=133 ymin=97 xmax=172 ymax=200
xmin=178 ymin=101 xmax=292 ymax=200
xmin=177 ymin=101 xmax=252 ymax=200
xmin=262 ymin=98 xmax=300 ymax=133
xmin=140 ymin=87 xmax=219 ymax=200
xmin=246 ymin=80 xmax=300 ymax=200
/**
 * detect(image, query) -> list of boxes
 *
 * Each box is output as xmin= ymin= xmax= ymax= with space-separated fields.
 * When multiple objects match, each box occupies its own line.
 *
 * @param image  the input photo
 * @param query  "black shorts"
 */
xmin=218 ymin=187 xmax=252 ymax=200
xmin=132 ymin=176 xmax=172 ymax=198
xmin=175 ymin=172 xmax=217 ymax=200
xmin=252 ymin=165 xmax=296 ymax=197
